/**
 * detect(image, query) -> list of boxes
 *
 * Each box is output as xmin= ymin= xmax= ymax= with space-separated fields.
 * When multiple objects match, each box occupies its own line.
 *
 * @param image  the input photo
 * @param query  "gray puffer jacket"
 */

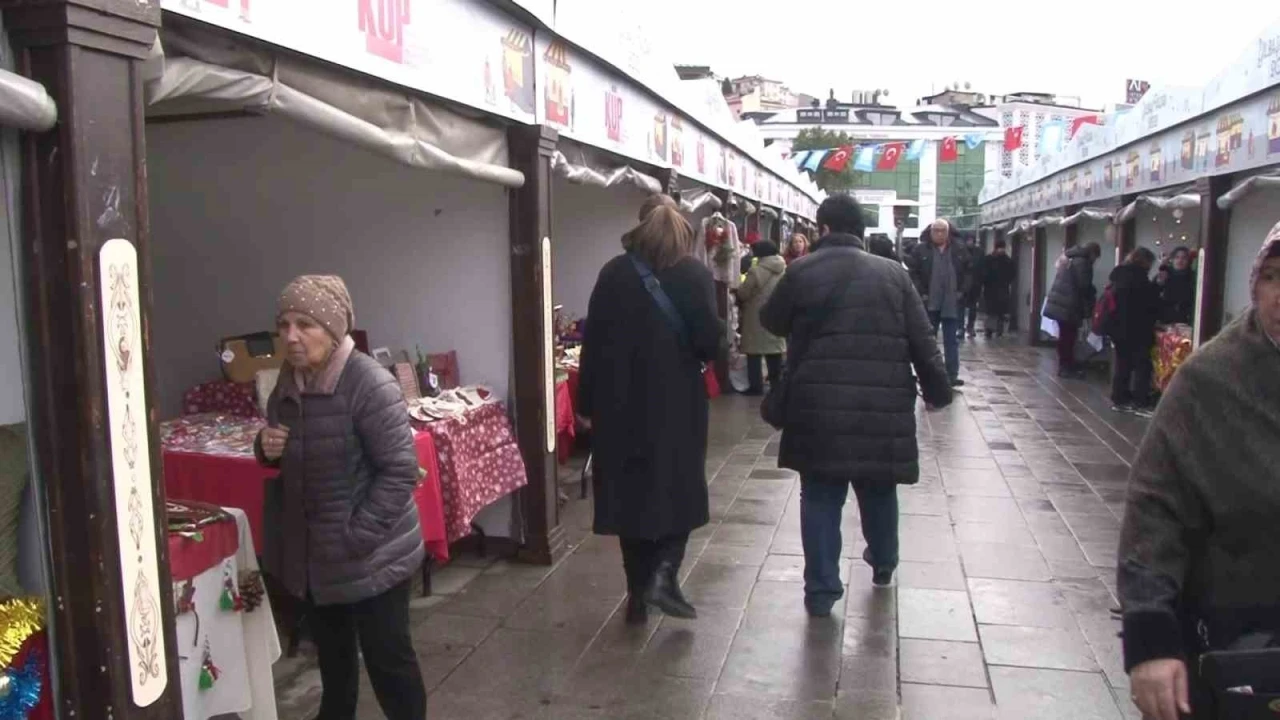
xmin=256 ymin=338 xmax=423 ymax=605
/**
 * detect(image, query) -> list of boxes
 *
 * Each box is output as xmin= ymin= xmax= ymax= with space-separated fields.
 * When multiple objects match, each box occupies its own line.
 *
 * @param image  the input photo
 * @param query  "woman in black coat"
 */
xmin=1107 ymin=248 xmax=1161 ymax=414
xmin=981 ymin=239 xmax=1016 ymax=338
xmin=577 ymin=194 xmax=721 ymax=624
xmin=1159 ymin=246 xmax=1196 ymax=325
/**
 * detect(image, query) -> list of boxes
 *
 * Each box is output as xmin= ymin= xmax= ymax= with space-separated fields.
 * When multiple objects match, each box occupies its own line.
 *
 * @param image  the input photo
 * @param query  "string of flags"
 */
xmin=792 ymin=134 xmax=985 ymax=173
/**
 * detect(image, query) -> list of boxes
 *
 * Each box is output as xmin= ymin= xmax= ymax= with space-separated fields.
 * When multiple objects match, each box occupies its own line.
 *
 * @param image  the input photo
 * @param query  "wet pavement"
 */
xmin=272 ymin=337 xmax=1152 ymax=719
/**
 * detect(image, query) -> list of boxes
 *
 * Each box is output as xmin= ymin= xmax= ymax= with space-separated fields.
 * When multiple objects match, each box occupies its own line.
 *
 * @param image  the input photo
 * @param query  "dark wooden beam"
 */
xmin=1 ymin=0 xmax=183 ymax=716
xmin=506 ymin=124 xmax=565 ymax=566
xmin=1002 ymin=229 xmax=1020 ymax=333
xmin=1195 ymin=175 xmax=1233 ymax=343
xmin=1030 ymin=225 xmax=1048 ymax=347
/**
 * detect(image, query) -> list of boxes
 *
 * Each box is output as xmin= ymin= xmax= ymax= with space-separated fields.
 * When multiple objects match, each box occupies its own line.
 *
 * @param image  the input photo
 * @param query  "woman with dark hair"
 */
xmin=1044 ymin=241 xmax=1102 ymax=377
xmin=736 ymin=240 xmax=786 ymax=395
xmin=1107 ymin=247 xmax=1161 ymax=416
xmin=1118 ymin=224 xmax=1280 ymax=720
xmin=1160 ymin=246 xmax=1196 ymax=325
xmin=981 ymin=238 xmax=1016 ymax=338
xmin=577 ymin=195 xmax=721 ymax=624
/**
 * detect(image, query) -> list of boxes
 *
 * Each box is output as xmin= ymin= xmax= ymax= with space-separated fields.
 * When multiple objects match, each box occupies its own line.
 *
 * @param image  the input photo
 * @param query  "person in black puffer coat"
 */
xmin=1106 ymin=248 xmax=1161 ymax=414
xmin=761 ymin=194 xmax=952 ymax=617
xmin=1044 ymin=242 xmax=1101 ymax=377
xmin=1159 ymin=246 xmax=1196 ymax=325
xmin=256 ymin=275 xmax=425 ymax=720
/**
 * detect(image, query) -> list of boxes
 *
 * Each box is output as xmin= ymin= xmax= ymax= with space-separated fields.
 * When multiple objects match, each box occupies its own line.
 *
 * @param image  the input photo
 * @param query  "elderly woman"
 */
xmin=578 ymin=195 xmax=720 ymax=625
xmin=1118 ymin=226 xmax=1280 ymax=720
xmin=256 ymin=275 xmax=425 ymax=720
xmin=736 ymin=239 xmax=787 ymax=395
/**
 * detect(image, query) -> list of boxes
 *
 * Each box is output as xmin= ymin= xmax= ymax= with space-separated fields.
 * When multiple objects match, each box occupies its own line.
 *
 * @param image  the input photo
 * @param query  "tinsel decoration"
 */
xmin=0 ymin=598 xmax=44 ymax=672
xmin=238 ymin=571 xmax=265 ymax=613
xmin=173 ymin=579 xmax=201 ymax=646
xmin=197 ymin=638 xmax=219 ymax=691
xmin=219 ymin=561 xmax=243 ymax=612
xmin=0 ymin=641 xmax=43 ymax=718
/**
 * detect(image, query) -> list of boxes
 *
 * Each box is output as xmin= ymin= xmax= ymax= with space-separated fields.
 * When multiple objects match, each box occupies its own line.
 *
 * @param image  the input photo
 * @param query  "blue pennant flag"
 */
xmin=792 ymin=150 xmax=811 ymax=168
xmin=906 ymin=139 xmax=927 ymax=161
xmin=964 ymin=134 xmax=984 ymax=150
xmin=853 ymin=145 xmax=876 ymax=172
xmin=1039 ymin=122 xmax=1066 ymax=157
xmin=803 ymin=150 xmax=826 ymax=172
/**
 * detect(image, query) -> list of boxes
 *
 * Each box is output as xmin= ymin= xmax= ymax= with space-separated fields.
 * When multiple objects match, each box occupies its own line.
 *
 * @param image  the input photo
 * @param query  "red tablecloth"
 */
xmin=555 ymin=379 xmax=574 ymax=465
xmin=428 ymin=402 xmax=529 ymax=542
xmin=168 ymin=513 xmax=240 ymax=583
xmin=163 ymin=429 xmax=449 ymax=562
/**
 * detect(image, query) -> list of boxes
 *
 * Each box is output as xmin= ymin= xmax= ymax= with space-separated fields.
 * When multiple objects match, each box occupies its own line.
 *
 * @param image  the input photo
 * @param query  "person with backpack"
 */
xmin=1044 ymin=242 xmax=1102 ymax=378
xmin=1100 ymin=247 xmax=1162 ymax=416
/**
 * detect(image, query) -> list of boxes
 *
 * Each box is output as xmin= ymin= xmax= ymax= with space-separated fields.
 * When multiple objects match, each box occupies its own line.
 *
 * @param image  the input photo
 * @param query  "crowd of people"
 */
xmin=243 ymin=191 xmax=1276 ymax=720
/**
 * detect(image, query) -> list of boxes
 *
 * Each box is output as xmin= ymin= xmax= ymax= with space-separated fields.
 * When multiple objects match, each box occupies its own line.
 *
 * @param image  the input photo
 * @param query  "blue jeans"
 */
xmin=800 ymin=476 xmax=899 ymax=608
xmin=929 ymin=312 xmax=961 ymax=380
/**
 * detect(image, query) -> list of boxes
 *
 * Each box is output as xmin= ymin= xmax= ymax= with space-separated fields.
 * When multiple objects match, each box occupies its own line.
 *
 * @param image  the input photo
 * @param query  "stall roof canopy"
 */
xmin=0 ymin=15 xmax=56 ymax=132
xmin=154 ymin=0 xmax=820 ymax=217
xmin=979 ymin=17 xmax=1280 ymax=223
xmin=147 ymin=18 xmax=522 ymax=188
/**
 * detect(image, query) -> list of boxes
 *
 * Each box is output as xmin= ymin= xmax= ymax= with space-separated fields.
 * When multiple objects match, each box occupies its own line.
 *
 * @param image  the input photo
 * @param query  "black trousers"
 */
xmin=1111 ymin=337 xmax=1153 ymax=406
xmin=619 ymin=533 xmax=690 ymax=596
xmin=746 ymin=354 xmax=783 ymax=394
xmin=309 ymin=578 xmax=426 ymax=720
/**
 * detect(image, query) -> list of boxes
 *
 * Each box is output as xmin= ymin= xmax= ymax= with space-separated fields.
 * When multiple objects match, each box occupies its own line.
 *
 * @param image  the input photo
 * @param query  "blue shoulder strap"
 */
xmin=628 ymin=253 xmax=689 ymax=347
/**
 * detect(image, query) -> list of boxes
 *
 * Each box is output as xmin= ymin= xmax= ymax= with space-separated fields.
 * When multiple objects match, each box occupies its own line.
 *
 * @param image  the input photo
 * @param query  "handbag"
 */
xmin=628 ymin=254 xmax=716 ymax=399
xmin=1197 ymin=625 xmax=1280 ymax=719
xmin=760 ymin=278 xmax=846 ymax=429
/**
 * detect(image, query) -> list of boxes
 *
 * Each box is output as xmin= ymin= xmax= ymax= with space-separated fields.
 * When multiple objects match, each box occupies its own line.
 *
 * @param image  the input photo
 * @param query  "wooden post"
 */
xmin=2 ymin=1 xmax=182 ymax=716
xmin=1195 ymin=175 xmax=1232 ymax=343
xmin=507 ymin=124 xmax=565 ymax=565
xmin=1117 ymin=195 xmax=1137 ymax=265
xmin=1063 ymin=205 xmax=1080 ymax=250
xmin=1031 ymin=225 xmax=1048 ymax=346
xmin=1002 ymin=229 xmax=1020 ymax=333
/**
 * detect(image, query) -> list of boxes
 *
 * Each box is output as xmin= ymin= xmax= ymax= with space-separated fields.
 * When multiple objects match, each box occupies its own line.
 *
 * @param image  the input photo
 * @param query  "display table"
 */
xmin=161 ymin=414 xmax=449 ymax=562
xmin=425 ymin=402 xmax=529 ymax=542
xmin=555 ymin=379 xmax=575 ymax=465
xmin=168 ymin=504 xmax=280 ymax=720
xmin=1153 ymin=325 xmax=1193 ymax=393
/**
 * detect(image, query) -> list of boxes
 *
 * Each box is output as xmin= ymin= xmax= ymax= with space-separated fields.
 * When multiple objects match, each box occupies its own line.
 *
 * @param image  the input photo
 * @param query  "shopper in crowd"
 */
xmin=1044 ymin=241 xmax=1101 ymax=378
xmin=961 ymin=234 xmax=986 ymax=340
xmin=1160 ymin=246 xmax=1196 ymax=325
xmin=255 ymin=275 xmax=426 ymax=720
xmin=577 ymin=194 xmax=720 ymax=625
xmin=1106 ymin=247 xmax=1162 ymax=416
xmin=867 ymin=233 xmax=897 ymax=262
xmin=735 ymin=240 xmax=787 ymax=396
xmin=980 ymin=238 xmax=1016 ymax=338
xmin=784 ymin=232 xmax=810 ymax=264
xmin=907 ymin=218 xmax=971 ymax=387
xmin=1118 ymin=224 xmax=1280 ymax=720
xmin=761 ymin=194 xmax=952 ymax=617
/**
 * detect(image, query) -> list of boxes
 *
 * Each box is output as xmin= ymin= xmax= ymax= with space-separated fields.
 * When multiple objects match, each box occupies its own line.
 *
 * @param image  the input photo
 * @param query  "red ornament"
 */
xmin=706 ymin=225 xmax=727 ymax=250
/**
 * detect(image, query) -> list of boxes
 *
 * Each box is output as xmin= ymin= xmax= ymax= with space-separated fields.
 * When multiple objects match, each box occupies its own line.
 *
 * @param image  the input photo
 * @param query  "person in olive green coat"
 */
xmin=736 ymin=240 xmax=787 ymax=395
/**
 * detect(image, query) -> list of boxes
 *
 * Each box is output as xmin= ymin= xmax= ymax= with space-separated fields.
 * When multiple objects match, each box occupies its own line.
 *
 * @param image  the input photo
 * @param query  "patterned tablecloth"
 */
xmin=426 ymin=402 xmax=529 ymax=542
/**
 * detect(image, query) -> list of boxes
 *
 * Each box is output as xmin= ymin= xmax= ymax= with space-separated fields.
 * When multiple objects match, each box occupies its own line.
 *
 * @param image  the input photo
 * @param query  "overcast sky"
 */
xmin=652 ymin=0 xmax=1273 ymax=109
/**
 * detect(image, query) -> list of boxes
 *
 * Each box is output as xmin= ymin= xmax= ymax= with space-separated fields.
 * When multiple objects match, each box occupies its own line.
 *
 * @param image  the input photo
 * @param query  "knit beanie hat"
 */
xmin=1252 ymin=221 xmax=1280 ymax=302
xmin=277 ymin=275 xmax=354 ymax=341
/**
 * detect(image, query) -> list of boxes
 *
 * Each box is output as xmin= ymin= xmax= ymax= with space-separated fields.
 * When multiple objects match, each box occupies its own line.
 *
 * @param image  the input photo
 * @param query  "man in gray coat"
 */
xmin=762 ymin=195 xmax=952 ymax=617
xmin=908 ymin=219 xmax=971 ymax=387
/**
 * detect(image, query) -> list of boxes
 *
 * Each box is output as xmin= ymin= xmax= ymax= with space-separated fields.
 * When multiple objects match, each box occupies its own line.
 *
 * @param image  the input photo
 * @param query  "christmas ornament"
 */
xmin=706 ymin=223 xmax=726 ymax=250
xmin=219 ymin=560 xmax=243 ymax=612
xmin=0 ymin=598 xmax=44 ymax=671
xmin=238 ymin=571 xmax=265 ymax=613
xmin=0 ymin=643 xmax=42 ymax=718
xmin=197 ymin=638 xmax=220 ymax=691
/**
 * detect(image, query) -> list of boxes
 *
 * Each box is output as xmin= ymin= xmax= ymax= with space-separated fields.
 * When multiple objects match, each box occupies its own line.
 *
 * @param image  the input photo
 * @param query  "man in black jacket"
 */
xmin=762 ymin=194 xmax=952 ymax=617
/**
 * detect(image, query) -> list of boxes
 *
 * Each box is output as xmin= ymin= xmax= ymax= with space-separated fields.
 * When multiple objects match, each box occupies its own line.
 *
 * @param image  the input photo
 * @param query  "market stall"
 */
xmin=1013 ymin=229 xmax=1036 ymax=336
xmin=143 ymin=15 xmax=532 ymax=565
xmin=1221 ymin=174 xmax=1279 ymax=324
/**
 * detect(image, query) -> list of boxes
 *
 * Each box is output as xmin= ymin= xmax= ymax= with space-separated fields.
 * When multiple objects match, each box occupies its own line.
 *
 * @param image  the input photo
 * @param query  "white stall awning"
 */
xmin=147 ymin=18 xmax=523 ymax=188
xmin=0 ymin=68 xmax=56 ymax=132
xmin=550 ymin=141 xmax=662 ymax=195
xmin=1116 ymin=193 xmax=1201 ymax=224
xmin=1218 ymin=172 xmax=1280 ymax=210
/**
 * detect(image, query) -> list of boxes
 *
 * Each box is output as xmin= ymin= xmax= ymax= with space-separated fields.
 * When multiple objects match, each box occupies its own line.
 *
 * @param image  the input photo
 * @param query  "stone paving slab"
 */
xmin=269 ymin=339 xmax=1149 ymax=720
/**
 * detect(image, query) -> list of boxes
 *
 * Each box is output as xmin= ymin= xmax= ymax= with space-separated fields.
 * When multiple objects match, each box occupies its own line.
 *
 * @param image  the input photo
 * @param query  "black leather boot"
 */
xmin=624 ymin=595 xmax=649 ymax=625
xmin=644 ymin=562 xmax=697 ymax=619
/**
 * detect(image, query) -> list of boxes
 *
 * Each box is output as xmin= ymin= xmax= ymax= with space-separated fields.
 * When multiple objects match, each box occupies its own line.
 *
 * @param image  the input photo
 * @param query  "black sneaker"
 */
xmin=1111 ymin=403 xmax=1134 ymax=414
xmin=872 ymin=568 xmax=895 ymax=588
xmin=950 ymin=377 xmax=965 ymax=388
xmin=804 ymin=599 xmax=836 ymax=618
xmin=1131 ymin=406 xmax=1155 ymax=419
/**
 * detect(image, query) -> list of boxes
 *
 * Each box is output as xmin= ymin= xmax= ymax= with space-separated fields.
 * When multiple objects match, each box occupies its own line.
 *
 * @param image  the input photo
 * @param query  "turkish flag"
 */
xmin=1004 ymin=126 xmax=1025 ymax=151
xmin=878 ymin=142 xmax=905 ymax=170
xmin=1070 ymin=115 xmax=1101 ymax=138
xmin=823 ymin=145 xmax=853 ymax=172
xmin=939 ymin=137 xmax=958 ymax=163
